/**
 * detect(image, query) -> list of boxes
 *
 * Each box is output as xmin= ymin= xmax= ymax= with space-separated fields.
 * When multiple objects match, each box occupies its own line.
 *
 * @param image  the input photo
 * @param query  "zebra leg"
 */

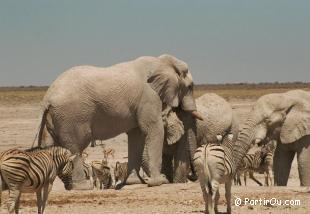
xmin=236 ymin=172 xmax=241 ymax=185
xmin=202 ymin=187 xmax=209 ymax=214
xmin=99 ymin=180 xmax=103 ymax=190
xmin=36 ymin=190 xmax=43 ymax=214
xmin=7 ymin=189 xmax=21 ymax=214
xmin=214 ymin=189 xmax=220 ymax=214
xmin=42 ymin=182 xmax=52 ymax=213
xmin=264 ymin=171 xmax=268 ymax=186
xmin=92 ymin=174 xmax=97 ymax=189
xmin=249 ymin=171 xmax=263 ymax=186
xmin=197 ymin=169 xmax=209 ymax=214
xmin=243 ymin=171 xmax=247 ymax=186
xmin=14 ymin=193 xmax=21 ymax=214
xmin=210 ymin=181 xmax=219 ymax=214
xmin=268 ymin=166 xmax=274 ymax=186
xmin=225 ymin=179 xmax=232 ymax=214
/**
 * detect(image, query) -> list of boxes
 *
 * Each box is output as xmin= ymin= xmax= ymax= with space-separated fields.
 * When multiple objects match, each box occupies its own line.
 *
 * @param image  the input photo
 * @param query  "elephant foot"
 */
xmin=72 ymin=179 xmax=94 ymax=190
xmin=126 ymin=170 xmax=145 ymax=185
xmin=146 ymin=174 xmax=169 ymax=187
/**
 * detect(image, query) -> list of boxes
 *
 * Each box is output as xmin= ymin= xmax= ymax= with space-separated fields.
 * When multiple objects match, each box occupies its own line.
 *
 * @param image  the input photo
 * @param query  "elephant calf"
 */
xmin=162 ymin=93 xmax=238 ymax=183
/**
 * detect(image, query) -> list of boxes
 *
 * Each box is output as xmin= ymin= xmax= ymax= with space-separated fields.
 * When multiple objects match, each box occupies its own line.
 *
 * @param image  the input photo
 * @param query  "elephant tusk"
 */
xmin=216 ymin=134 xmax=223 ymax=142
xmin=191 ymin=111 xmax=204 ymax=121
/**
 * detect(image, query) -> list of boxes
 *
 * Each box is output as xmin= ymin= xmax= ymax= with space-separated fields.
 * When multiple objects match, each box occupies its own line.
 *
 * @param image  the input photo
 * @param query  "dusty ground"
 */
xmin=0 ymin=91 xmax=309 ymax=213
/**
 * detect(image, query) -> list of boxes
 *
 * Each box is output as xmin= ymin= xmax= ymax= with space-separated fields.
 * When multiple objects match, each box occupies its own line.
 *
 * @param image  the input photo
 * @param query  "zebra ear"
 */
xmin=69 ymin=154 xmax=77 ymax=161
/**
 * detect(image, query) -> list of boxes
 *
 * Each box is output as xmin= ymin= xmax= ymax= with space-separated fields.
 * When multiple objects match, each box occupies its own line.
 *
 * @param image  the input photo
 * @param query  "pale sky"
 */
xmin=0 ymin=0 xmax=309 ymax=86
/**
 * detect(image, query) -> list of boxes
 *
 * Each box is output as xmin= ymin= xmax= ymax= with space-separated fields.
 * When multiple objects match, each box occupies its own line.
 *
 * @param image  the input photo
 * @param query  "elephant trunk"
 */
xmin=232 ymin=117 xmax=259 ymax=173
xmin=185 ymin=113 xmax=198 ymax=180
xmin=187 ymin=129 xmax=198 ymax=181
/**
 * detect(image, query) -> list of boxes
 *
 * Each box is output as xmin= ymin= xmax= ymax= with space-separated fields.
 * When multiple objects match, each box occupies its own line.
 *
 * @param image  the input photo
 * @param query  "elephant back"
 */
xmin=196 ymin=93 xmax=233 ymax=143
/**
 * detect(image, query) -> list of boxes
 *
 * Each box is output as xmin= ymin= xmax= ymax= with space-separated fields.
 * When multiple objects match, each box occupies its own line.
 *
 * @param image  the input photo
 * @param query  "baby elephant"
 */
xmin=91 ymin=160 xmax=112 ymax=189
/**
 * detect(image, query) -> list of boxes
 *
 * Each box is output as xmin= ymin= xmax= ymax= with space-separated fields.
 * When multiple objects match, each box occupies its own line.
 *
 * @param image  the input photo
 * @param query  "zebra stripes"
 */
xmin=235 ymin=140 xmax=276 ymax=186
xmin=193 ymin=134 xmax=234 ymax=214
xmin=235 ymin=150 xmax=264 ymax=186
xmin=82 ymin=161 xmax=93 ymax=181
xmin=0 ymin=146 xmax=75 ymax=214
xmin=91 ymin=160 xmax=112 ymax=189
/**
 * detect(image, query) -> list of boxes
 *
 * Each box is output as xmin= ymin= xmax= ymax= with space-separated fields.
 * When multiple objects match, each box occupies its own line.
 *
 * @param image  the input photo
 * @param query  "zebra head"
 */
xmin=58 ymin=153 xmax=76 ymax=190
xmin=114 ymin=161 xmax=128 ymax=188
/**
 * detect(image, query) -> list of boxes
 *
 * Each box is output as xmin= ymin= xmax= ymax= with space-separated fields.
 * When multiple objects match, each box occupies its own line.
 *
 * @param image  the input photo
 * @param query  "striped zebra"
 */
xmin=114 ymin=161 xmax=128 ymax=189
xmin=261 ymin=140 xmax=276 ymax=186
xmin=91 ymin=160 xmax=112 ymax=189
xmin=235 ymin=140 xmax=276 ymax=186
xmin=82 ymin=161 xmax=93 ymax=181
xmin=193 ymin=134 xmax=234 ymax=214
xmin=0 ymin=146 xmax=75 ymax=214
xmin=80 ymin=152 xmax=93 ymax=182
xmin=234 ymin=150 xmax=264 ymax=186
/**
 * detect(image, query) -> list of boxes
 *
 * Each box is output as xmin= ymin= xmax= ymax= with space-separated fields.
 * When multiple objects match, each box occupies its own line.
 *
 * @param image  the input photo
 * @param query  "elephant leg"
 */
xmin=273 ymin=143 xmax=295 ymax=186
xmin=61 ymin=124 xmax=93 ymax=190
xmin=296 ymin=137 xmax=310 ymax=186
xmin=173 ymin=137 xmax=189 ymax=183
xmin=126 ymin=128 xmax=145 ymax=185
xmin=71 ymin=155 xmax=93 ymax=189
xmin=137 ymin=98 xmax=168 ymax=186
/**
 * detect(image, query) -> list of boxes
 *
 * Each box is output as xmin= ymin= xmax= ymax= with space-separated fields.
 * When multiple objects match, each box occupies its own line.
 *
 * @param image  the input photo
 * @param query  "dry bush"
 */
xmin=194 ymin=83 xmax=310 ymax=100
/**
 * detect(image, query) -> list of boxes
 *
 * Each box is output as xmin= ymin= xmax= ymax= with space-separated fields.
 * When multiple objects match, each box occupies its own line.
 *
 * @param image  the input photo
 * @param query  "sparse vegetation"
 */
xmin=0 ymin=83 xmax=310 ymax=105
xmin=194 ymin=82 xmax=310 ymax=100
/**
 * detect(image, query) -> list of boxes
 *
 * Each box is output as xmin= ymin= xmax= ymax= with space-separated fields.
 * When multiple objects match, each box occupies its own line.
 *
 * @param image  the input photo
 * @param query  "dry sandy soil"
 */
xmin=0 ymin=92 xmax=309 ymax=214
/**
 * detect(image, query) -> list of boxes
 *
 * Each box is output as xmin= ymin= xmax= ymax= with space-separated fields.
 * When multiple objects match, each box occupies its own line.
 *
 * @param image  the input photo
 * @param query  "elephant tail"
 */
xmin=37 ymin=106 xmax=57 ymax=148
xmin=193 ymin=145 xmax=211 ymax=194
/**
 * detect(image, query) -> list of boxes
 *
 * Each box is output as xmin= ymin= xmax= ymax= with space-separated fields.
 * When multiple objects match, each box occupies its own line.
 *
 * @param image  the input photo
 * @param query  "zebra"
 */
xmin=91 ymin=160 xmax=112 ymax=189
xmin=114 ymin=161 xmax=128 ymax=189
xmin=235 ymin=140 xmax=276 ymax=186
xmin=0 ymin=146 xmax=75 ymax=214
xmin=234 ymin=150 xmax=265 ymax=186
xmin=261 ymin=140 xmax=276 ymax=186
xmin=82 ymin=161 xmax=93 ymax=180
xmin=80 ymin=152 xmax=93 ymax=182
xmin=193 ymin=133 xmax=234 ymax=214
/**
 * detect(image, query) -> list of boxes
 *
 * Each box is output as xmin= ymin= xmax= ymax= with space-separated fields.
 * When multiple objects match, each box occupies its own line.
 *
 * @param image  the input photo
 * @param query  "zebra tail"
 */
xmin=194 ymin=146 xmax=211 ymax=194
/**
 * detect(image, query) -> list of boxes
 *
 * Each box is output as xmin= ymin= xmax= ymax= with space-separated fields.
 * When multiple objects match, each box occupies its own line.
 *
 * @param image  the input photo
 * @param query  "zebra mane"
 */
xmin=25 ymin=145 xmax=67 ymax=153
xmin=25 ymin=146 xmax=44 ymax=152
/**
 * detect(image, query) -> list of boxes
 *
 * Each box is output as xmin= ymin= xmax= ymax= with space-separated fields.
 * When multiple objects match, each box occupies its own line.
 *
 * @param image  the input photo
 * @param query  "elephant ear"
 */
xmin=280 ymin=103 xmax=310 ymax=144
xmin=165 ymin=111 xmax=185 ymax=145
xmin=147 ymin=54 xmax=189 ymax=107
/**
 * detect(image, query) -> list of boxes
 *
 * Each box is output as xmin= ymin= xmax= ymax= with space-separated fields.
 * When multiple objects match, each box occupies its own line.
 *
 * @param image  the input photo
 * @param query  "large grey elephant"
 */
xmin=162 ymin=93 xmax=238 ymax=182
xmin=37 ymin=54 xmax=203 ymax=189
xmin=232 ymin=90 xmax=310 ymax=186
